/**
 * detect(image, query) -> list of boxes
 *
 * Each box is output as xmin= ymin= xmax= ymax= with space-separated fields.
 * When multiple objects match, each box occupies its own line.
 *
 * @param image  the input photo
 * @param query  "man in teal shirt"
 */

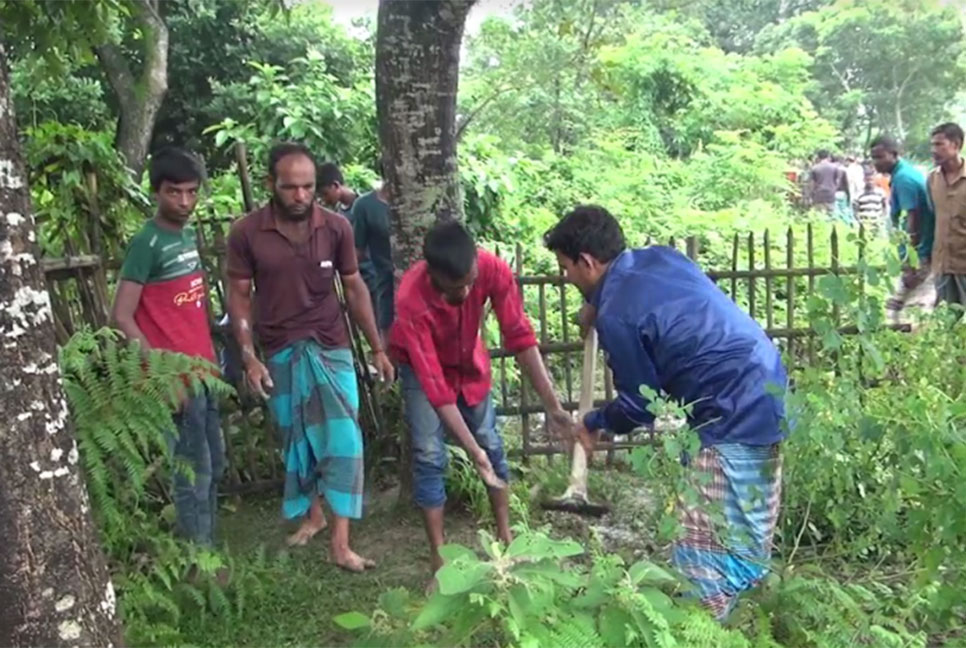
xmin=870 ymin=135 xmax=936 ymax=323
xmin=350 ymin=183 xmax=394 ymax=342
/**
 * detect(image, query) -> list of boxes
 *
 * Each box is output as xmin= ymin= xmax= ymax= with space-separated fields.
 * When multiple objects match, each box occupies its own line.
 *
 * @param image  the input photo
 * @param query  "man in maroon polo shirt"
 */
xmin=227 ymin=142 xmax=392 ymax=572
xmin=389 ymin=220 xmax=574 ymax=585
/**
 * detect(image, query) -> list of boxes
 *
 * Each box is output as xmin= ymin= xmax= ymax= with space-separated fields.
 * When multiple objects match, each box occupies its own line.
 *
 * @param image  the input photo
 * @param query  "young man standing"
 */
xmin=544 ymin=205 xmax=788 ymax=620
xmin=390 ymin=221 xmax=574 ymax=585
xmin=927 ymin=122 xmax=966 ymax=308
xmin=112 ymin=147 xmax=224 ymax=547
xmin=317 ymin=162 xmax=358 ymax=215
xmin=853 ymin=166 xmax=889 ymax=238
xmin=227 ymin=143 xmax=392 ymax=572
xmin=870 ymin=134 xmax=936 ymax=324
xmin=350 ymin=181 xmax=393 ymax=342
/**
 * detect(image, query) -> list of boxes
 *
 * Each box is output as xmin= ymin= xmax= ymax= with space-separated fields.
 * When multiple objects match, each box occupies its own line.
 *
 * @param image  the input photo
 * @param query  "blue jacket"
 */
xmin=583 ymin=247 xmax=788 ymax=447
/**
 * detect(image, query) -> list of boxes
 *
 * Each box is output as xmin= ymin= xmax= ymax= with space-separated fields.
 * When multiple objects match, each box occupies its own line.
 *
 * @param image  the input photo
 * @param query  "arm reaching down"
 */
xmin=341 ymin=271 xmax=393 ymax=382
xmin=111 ymin=280 xmax=151 ymax=347
xmin=227 ymin=276 xmax=273 ymax=400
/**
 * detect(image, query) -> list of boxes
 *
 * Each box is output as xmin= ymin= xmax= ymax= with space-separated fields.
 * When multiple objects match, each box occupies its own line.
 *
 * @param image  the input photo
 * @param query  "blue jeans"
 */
xmin=170 ymin=388 xmax=225 ymax=546
xmin=400 ymin=365 xmax=509 ymax=509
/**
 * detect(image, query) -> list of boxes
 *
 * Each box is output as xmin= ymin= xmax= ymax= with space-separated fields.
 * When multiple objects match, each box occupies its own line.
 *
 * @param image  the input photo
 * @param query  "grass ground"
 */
xmin=175 ymin=458 xmax=652 ymax=647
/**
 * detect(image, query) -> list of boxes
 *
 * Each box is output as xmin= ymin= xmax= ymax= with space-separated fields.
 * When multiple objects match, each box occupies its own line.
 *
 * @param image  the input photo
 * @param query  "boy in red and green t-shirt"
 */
xmin=111 ymin=148 xmax=223 ymax=547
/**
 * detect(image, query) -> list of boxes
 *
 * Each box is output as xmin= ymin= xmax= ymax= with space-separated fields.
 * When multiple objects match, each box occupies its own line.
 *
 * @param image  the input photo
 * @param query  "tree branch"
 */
xmin=456 ymin=83 xmax=533 ymax=142
xmin=92 ymin=0 xmax=169 ymax=177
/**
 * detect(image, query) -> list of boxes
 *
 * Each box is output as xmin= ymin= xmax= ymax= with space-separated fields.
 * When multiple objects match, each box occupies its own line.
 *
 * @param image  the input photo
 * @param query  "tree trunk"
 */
xmin=376 ymin=0 xmax=475 ymax=273
xmin=0 ymin=41 xmax=123 ymax=647
xmin=375 ymin=0 xmax=476 ymax=505
xmin=95 ymin=0 xmax=169 ymax=179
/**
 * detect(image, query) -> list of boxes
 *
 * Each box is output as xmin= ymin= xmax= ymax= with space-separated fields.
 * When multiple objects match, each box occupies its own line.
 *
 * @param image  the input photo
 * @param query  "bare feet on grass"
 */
xmin=286 ymin=513 xmax=327 ymax=547
xmin=332 ymin=548 xmax=377 ymax=573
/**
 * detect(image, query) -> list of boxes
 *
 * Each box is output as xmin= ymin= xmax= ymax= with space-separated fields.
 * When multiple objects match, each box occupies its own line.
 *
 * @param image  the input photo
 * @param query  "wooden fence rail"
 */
xmin=41 ymin=220 xmax=878 ymax=477
xmin=490 ymin=224 xmax=879 ymax=461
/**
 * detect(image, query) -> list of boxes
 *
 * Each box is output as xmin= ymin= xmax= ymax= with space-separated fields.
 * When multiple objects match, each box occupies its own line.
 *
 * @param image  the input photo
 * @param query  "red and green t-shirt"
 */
xmin=119 ymin=219 xmax=215 ymax=362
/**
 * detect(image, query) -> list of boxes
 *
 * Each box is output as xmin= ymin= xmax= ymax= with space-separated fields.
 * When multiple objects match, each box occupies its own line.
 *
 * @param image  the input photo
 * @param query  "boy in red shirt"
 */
xmin=390 ymin=221 xmax=574 ymax=584
xmin=111 ymin=148 xmax=223 ymax=546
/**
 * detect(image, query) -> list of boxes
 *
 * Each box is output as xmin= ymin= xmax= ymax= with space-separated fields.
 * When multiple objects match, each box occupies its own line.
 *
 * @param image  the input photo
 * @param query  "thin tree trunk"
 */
xmin=95 ymin=0 xmax=169 ymax=179
xmin=0 ymin=41 xmax=122 ymax=647
xmin=376 ymin=0 xmax=476 ymax=505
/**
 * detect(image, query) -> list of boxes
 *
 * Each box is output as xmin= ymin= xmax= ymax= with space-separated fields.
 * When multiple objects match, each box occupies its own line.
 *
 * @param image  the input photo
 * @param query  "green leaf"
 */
xmin=378 ymin=587 xmax=410 ymax=619
xmin=598 ymin=605 xmax=632 ymax=647
xmin=412 ymin=593 xmax=465 ymax=631
xmin=438 ymin=544 xmax=476 ymax=563
xmin=628 ymin=561 xmax=677 ymax=586
xmin=333 ymin=611 xmax=370 ymax=631
xmin=436 ymin=560 xmax=493 ymax=595
xmin=507 ymin=584 xmax=533 ymax=633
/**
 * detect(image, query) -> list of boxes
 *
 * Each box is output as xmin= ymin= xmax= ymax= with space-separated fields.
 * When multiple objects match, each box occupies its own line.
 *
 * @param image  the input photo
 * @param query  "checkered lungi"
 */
xmin=671 ymin=443 xmax=782 ymax=620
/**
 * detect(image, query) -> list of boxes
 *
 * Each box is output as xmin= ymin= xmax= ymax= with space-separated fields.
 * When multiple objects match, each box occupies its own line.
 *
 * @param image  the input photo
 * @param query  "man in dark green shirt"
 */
xmin=350 ymin=183 xmax=394 ymax=341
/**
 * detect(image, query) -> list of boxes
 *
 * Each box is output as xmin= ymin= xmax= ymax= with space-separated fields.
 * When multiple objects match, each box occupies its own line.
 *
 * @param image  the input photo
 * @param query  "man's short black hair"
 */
xmin=268 ymin=141 xmax=317 ymax=177
xmin=870 ymin=134 xmax=900 ymax=154
xmin=318 ymin=162 xmax=344 ymax=187
xmin=816 ymin=149 xmax=830 ymax=159
xmin=149 ymin=147 xmax=205 ymax=192
xmin=931 ymin=122 xmax=965 ymax=149
xmin=543 ymin=205 xmax=626 ymax=264
xmin=423 ymin=220 xmax=477 ymax=280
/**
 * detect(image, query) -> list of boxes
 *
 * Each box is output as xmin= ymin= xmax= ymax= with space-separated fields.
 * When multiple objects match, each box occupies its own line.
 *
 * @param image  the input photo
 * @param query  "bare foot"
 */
xmin=424 ymin=576 xmax=439 ymax=597
xmin=332 ymin=549 xmax=377 ymax=573
xmin=286 ymin=516 xmax=327 ymax=547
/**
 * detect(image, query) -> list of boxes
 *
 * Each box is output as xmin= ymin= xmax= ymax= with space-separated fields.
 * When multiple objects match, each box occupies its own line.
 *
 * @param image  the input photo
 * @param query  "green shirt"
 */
xmin=120 ymin=219 xmax=202 ymax=283
xmin=890 ymin=158 xmax=935 ymax=261
xmin=350 ymin=190 xmax=393 ymax=291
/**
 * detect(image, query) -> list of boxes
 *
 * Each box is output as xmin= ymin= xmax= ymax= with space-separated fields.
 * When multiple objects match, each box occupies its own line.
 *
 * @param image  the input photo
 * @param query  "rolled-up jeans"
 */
xmin=400 ymin=365 xmax=509 ymax=509
xmin=169 ymin=387 xmax=225 ymax=546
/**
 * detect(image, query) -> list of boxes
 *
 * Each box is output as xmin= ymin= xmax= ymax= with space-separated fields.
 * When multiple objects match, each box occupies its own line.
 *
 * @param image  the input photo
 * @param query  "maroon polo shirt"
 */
xmin=227 ymin=202 xmax=358 ymax=357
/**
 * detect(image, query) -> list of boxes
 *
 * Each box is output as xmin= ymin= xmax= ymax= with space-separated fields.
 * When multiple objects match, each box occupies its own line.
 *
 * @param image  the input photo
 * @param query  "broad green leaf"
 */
xmin=438 ymin=543 xmax=476 ymax=563
xmin=412 ymin=593 xmax=464 ymax=631
xmin=436 ymin=560 xmax=493 ymax=595
xmin=332 ymin=611 xmax=369 ymax=631
xmin=378 ymin=587 xmax=410 ymax=619
xmin=628 ymin=561 xmax=677 ymax=586
xmin=598 ymin=605 xmax=632 ymax=647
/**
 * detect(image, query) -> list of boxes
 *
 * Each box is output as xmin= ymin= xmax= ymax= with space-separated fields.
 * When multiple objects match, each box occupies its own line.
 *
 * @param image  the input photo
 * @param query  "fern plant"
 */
xmin=60 ymin=328 xmax=238 ymax=644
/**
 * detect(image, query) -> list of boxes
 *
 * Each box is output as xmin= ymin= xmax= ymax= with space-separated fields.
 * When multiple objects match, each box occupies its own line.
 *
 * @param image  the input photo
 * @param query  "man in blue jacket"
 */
xmin=544 ymin=205 xmax=789 ymax=620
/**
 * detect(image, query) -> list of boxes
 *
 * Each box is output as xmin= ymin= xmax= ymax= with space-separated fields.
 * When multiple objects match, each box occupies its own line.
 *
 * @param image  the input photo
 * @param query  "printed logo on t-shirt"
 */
xmin=173 ymin=276 xmax=206 ymax=308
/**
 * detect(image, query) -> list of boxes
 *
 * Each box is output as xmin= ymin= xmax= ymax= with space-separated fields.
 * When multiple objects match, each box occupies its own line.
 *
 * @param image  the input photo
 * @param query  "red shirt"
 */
xmin=389 ymin=249 xmax=538 ymax=409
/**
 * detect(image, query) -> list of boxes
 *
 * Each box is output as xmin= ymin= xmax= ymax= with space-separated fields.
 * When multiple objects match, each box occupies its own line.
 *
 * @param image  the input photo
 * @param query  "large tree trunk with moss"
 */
xmin=95 ymin=0 xmax=169 ymax=179
xmin=375 ymin=0 xmax=475 ymax=504
xmin=0 ymin=41 xmax=122 ymax=647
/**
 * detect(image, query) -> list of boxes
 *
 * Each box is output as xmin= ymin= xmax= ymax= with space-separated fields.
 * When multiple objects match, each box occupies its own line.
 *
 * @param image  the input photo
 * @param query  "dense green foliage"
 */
xmin=7 ymin=0 xmax=966 ymax=644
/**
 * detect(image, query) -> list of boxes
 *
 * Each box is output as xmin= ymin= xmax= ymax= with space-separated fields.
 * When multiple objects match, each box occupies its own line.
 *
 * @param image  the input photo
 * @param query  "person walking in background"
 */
xmin=853 ymin=166 xmax=889 ymax=237
xmin=846 ymin=156 xmax=865 ymax=208
xmin=808 ymin=150 xmax=847 ymax=215
xmin=927 ymin=122 xmax=966 ymax=308
xmin=350 ymin=178 xmax=394 ymax=344
xmin=227 ymin=142 xmax=392 ymax=571
xmin=317 ymin=162 xmax=358 ymax=215
xmin=111 ymin=148 xmax=225 ymax=548
xmin=830 ymin=155 xmax=854 ymax=224
xmin=870 ymin=135 xmax=936 ymax=324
